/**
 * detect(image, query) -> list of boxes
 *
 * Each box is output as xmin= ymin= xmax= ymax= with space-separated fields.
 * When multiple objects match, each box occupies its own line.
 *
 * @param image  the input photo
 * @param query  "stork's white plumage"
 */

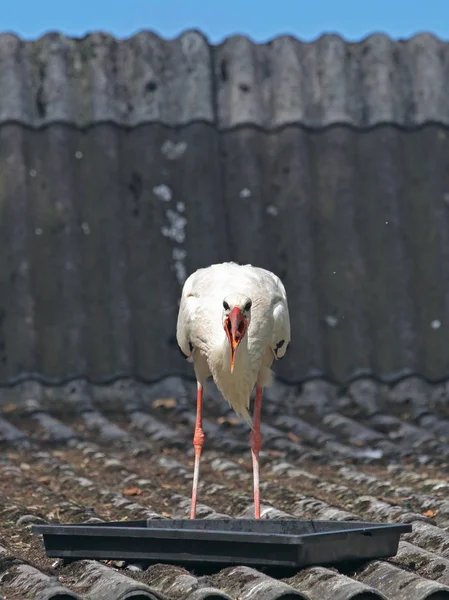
xmin=176 ymin=262 xmax=290 ymax=519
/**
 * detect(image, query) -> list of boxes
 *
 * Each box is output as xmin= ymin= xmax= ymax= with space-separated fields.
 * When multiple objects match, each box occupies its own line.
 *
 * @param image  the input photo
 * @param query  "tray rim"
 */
xmin=32 ymin=519 xmax=412 ymax=547
xmin=39 ymin=548 xmax=303 ymax=567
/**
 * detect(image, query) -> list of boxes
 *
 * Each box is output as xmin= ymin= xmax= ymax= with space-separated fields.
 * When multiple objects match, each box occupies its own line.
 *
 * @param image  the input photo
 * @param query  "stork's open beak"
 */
xmin=224 ymin=307 xmax=248 ymax=373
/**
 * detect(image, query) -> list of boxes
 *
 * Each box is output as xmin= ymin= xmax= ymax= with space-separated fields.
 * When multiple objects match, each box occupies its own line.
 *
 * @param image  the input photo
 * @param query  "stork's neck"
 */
xmin=222 ymin=329 xmax=249 ymax=374
xmin=207 ymin=323 xmax=260 ymax=425
xmin=206 ymin=327 xmax=250 ymax=377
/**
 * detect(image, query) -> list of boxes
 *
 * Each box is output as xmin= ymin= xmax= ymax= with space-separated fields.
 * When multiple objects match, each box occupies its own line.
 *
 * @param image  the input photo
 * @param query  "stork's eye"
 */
xmin=223 ymin=301 xmax=230 ymax=311
xmin=244 ymin=301 xmax=252 ymax=312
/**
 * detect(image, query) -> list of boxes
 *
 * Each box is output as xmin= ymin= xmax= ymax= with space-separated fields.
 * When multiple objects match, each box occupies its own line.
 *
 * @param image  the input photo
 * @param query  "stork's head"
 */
xmin=222 ymin=293 xmax=252 ymax=373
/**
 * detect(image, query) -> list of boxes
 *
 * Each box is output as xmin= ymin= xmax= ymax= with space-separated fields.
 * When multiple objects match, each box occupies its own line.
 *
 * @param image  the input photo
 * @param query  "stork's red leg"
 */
xmin=190 ymin=383 xmax=204 ymax=519
xmin=250 ymin=386 xmax=263 ymax=519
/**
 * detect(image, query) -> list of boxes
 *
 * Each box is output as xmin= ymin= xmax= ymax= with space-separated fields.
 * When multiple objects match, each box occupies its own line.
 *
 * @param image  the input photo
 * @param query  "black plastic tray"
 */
xmin=32 ymin=519 xmax=412 ymax=568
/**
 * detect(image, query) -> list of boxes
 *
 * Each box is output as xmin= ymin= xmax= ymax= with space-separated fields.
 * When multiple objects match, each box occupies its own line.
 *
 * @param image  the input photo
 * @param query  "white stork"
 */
xmin=176 ymin=262 xmax=291 ymax=519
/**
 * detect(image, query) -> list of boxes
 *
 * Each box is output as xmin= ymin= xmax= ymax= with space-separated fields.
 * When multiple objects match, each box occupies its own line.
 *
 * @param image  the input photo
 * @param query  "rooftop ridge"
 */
xmin=0 ymin=30 xmax=447 ymax=128
xmin=1 ymin=29 xmax=447 ymax=45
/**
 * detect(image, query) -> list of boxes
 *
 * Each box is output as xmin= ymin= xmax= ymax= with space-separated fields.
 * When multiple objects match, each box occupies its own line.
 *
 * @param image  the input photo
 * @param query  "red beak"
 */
xmin=224 ymin=307 xmax=248 ymax=373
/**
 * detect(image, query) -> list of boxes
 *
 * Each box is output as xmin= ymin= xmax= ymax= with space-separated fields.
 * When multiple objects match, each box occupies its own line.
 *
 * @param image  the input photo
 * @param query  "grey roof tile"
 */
xmin=0 ymin=559 xmax=84 ymax=600
xmin=356 ymin=560 xmax=449 ymax=600
xmin=392 ymin=541 xmax=449 ymax=587
xmin=286 ymin=566 xmax=387 ymax=600
xmin=140 ymin=564 xmax=233 ymax=599
xmin=63 ymin=560 xmax=167 ymax=599
xmin=209 ymin=566 xmax=307 ymax=599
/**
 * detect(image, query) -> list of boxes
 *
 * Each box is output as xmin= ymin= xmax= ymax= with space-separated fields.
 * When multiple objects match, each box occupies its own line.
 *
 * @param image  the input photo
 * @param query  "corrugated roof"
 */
xmin=1 ymin=122 xmax=449 ymax=384
xmin=0 ymin=376 xmax=449 ymax=600
xmin=0 ymin=31 xmax=448 ymax=128
xmin=2 ymin=27 xmax=449 ymax=600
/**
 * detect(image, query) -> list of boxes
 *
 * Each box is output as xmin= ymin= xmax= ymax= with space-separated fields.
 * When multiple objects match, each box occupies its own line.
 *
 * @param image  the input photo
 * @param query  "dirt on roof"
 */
xmin=0 ymin=376 xmax=448 ymax=600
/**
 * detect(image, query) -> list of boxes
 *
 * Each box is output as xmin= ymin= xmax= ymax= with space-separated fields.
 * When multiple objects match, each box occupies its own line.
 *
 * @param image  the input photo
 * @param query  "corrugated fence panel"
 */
xmin=0 ymin=126 xmax=37 ymax=377
xmin=399 ymin=126 xmax=449 ymax=379
xmin=75 ymin=125 xmax=132 ymax=377
xmin=263 ymin=128 xmax=325 ymax=378
xmin=118 ymin=123 xmax=228 ymax=380
xmin=308 ymin=127 xmax=373 ymax=381
xmin=0 ymin=32 xmax=449 ymax=128
xmin=0 ymin=31 xmax=215 ymax=127
xmin=117 ymin=124 xmax=182 ymax=380
xmin=354 ymin=127 xmax=420 ymax=378
xmin=27 ymin=126 xmax=87 ymax=378
xmin=1 ymin=123 xmax=449 ymax=383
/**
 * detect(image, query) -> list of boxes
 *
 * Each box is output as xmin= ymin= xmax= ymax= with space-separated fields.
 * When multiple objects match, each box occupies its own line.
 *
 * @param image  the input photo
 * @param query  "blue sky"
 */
xmin=2 ymin=0 xmax=448 ymax=42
